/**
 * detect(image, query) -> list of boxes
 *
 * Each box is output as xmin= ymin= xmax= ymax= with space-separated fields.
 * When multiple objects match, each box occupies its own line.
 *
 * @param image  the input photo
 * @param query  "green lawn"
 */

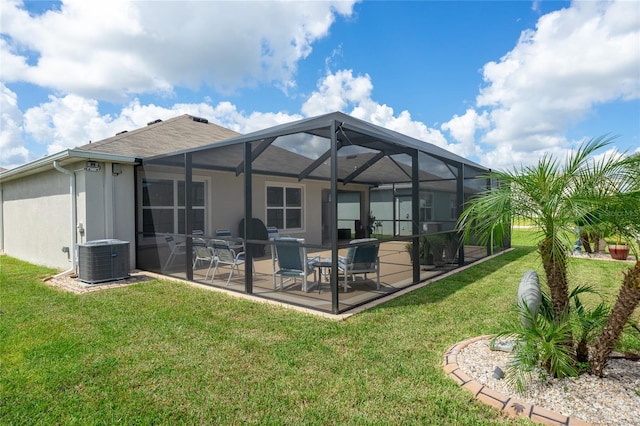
xmin=1 ymin=229 xmax=638 ymax=425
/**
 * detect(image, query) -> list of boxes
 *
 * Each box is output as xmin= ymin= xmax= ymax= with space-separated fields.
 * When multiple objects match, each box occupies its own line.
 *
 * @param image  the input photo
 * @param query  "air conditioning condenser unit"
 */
xmin=77 ymin=239 xmax=130 ymax=284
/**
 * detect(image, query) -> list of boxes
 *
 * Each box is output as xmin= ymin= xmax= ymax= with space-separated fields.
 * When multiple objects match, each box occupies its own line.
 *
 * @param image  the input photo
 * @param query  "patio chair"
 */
xmin=215 ymin=229 xmax=233 ymax=238
xmin=267 ymin=226 xmax=279 ymax=240
xmin=272 ymin=237 xmax=319 ymax=292
xmin=209 ymin=239 xmax=246 ymax=285
xmin=163 ymin=235 xmax=186 ymax=271
xmin=266 ymin=226 xmax=279 ymax=256
xmin=337 ymin=238 xmax=380 ymax=292
xmin=192 ymin=238 xmax=215 ymax=278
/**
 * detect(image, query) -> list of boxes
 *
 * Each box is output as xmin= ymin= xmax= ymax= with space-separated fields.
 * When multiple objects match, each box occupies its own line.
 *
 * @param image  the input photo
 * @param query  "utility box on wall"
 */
xmin=77 ymin=239 xmax=130 ymax=284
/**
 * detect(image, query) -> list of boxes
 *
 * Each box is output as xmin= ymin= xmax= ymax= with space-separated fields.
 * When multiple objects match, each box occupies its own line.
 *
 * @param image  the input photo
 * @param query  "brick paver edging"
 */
xmin=443 ymin=336 xmax=589 ymax=426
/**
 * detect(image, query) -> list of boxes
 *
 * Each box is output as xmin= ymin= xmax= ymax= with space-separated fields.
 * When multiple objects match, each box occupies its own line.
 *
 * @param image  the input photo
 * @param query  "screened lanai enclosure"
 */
xmin=136 ymin=112 xmax=504 ymax=314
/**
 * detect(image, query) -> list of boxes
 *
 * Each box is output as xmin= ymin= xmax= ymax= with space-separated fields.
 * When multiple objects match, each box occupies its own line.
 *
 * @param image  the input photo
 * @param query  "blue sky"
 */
xmin=1 ymin=0 xmax=638 ymax=171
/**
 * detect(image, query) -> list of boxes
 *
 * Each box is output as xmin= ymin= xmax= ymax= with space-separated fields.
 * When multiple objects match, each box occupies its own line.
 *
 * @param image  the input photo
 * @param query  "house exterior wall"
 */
xmin=82 ymin=163 xmax=136 ymax=247
xmin=81 ymin=163 xmax=136 ymax=266
xmin=0 ymin=161 xmax=136 ymax=271
xmin=1 ymin=168 xmax=76 ymax=269
xmin=207 ymin=172 xmax=369 ymax=245
xmin=137 ymin=165 xmax=369 ymax=247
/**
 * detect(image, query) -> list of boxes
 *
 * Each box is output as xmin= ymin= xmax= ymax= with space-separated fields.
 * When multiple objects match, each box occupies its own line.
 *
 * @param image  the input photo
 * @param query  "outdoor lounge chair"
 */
xmin=337 ymin=238 xmax=380 ymax=292
xmin=272 ymin=237 xmax=319 ymax=292
xmin=209 ymin=239 xmax=246 ymax=285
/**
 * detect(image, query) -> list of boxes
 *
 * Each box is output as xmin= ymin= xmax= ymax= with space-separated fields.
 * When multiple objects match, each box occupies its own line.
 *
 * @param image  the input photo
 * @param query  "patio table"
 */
xmin=313 ymin=258 xmax=333 ymax=293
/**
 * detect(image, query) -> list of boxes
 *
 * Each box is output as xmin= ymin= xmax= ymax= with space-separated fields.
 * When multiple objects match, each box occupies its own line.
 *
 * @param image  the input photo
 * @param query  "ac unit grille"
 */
xmin=77 ymin=240 xmax=130 ymax=284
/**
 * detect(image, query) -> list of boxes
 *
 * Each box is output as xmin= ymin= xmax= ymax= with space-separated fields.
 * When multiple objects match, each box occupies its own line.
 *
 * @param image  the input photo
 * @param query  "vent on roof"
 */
xmin=191 ymin=116 xmax=209 ymax=124
xmin=147 ymin=119 xmax=162 ymax=126
xmin=115 ymin=130 xmax=128 ymax=136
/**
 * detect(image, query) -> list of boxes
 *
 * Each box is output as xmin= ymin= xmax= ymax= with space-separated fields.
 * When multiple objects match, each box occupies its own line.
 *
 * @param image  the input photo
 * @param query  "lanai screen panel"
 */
xmin=136 ymin=153 xmax=187 ymax=278
xmin=191 ymin=143 xmax=247 ymax=173
xmin=252 ymin=133 xmax=332 ymax=180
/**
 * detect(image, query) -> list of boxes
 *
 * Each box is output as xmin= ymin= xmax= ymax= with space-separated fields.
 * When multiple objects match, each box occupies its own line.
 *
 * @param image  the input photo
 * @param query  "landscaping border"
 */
xmin=443 ymin=336 xmax=589 ymax=426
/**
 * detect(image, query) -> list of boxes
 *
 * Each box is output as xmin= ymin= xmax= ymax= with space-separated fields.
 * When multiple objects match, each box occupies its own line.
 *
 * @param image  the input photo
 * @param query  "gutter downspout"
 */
xmin=53 ymin=161 xmax=77 ymax=277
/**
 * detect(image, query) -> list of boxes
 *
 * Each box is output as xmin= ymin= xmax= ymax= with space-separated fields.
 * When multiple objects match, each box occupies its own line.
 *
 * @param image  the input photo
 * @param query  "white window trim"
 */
xmin=139 ymin=174 xmax=210 ymax=236
xmin=265 ymin=181 xmax=306 ymax=232
xmin=449 ymin=193 xmax=457 ymax=220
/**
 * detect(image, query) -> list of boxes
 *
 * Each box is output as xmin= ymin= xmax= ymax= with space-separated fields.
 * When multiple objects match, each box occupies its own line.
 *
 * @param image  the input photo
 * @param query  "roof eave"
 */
xmin=0 ymin=149 xmax=140 ymax=183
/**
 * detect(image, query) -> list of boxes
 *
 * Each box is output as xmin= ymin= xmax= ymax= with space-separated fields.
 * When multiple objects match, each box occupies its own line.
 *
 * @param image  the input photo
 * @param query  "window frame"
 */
xmin=140 ymin=175 xmax=208 ymax=236
xmin=449 ymin=193 xmax=457 ymax=220
xmin=265 ymin=181 xmax=305 ymax=231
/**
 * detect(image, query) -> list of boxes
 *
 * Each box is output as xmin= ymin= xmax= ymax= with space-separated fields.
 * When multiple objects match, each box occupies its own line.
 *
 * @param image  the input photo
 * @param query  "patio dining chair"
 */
xmin=192 ymin=238 xmax=215 ymax=278
xmin=337 ymin=238 xmax=380 ymax=292
xmin=267 ymin=226 xmax=279 ymax=240
xmin=215 ymin=229 xmax=233 ymax=238
xmin=272 ymin=237 xmax=319 ymax=292
xmin=209 ymin=239 xmax=246 ymax=285
xmin=163 ymin=235 xmax=186 ymax=271
xmin=266 ymin=226 xmax=279 ymax=256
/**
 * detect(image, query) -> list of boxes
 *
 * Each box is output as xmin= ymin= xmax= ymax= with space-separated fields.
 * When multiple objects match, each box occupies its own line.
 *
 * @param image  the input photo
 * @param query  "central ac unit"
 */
xmin=77 ymin=239 xmax=130 ymax=284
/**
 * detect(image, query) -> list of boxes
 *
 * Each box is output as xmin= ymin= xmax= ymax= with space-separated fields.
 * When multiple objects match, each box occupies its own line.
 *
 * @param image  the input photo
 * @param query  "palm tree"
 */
xmin=590 ymin=261 xmax=640 ymax=376
xmin=458 ymin=136 xmax=639 ymax=330
xmin=589 ymin=153 xmax=640 ymax=375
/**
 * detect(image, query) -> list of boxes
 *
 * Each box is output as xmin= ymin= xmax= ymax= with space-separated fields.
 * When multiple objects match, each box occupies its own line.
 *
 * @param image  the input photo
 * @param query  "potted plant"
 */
xmin=367 ymin=212 xmax=377 ymax=236
xmin=443 ymin=231 xmax=460 ymax=263
xmin=427 ymin=234 xmax=445 ymax=267
xmin=608 ymin=237 xmax=630 ymax=260
xmin=405 ymin=235 xmax=434 ymax=268
xmin=604 ymin=220 xmax=632 ymax=261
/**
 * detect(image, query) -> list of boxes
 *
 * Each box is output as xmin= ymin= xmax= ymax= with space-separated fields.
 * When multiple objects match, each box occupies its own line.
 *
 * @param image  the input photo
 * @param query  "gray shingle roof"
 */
xmin=78 ymin=114 xmax=240 ymax=159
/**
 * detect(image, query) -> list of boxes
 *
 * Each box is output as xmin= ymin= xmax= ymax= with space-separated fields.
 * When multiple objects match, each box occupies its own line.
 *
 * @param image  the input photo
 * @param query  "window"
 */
xmin=449 ymin=193 xmax=457 ymax=219
xmin=266 ymin=184 xmax=303 ymax=230
xmin=142 ymin=178 xmax=205 ymax=235
xmin=419 ymin=193 xmax=432 ymax=222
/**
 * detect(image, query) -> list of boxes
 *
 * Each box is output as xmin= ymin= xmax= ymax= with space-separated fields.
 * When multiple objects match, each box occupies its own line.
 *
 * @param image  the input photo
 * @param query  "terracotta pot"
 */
xmin=609 ymin=244 xmax=630 ymax=260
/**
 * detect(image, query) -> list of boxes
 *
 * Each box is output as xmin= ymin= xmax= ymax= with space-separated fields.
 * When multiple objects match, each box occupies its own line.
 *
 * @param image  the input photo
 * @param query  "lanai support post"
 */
xmin=330 ymin=120 xmax=339 ymax=314
xmin=457 ymin=164 xmax=465 ymax=266
xmin=244 ymin=141 xmax=254 ymax=294
xmin=412 ymin=149 xmax=420 ymax=285
xmin=185 ymin=153 xmax=194 ymax=281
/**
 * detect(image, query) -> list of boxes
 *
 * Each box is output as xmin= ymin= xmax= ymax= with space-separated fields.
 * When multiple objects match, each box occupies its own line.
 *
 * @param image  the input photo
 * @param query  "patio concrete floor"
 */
xmin=186 ymin=241 xmax=487 ymax=313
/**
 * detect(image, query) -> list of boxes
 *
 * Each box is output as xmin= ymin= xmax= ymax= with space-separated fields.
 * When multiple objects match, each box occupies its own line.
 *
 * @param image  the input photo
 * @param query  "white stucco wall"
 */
xmin=1 ymin=161 xmax=137 ymax=271
xmin=138 ymin=165 xmax=369 ymax=248
xmin=1 ymin=168 xmax=76 ymax=270
xmin=81 ymin=163 xmax=136 ymax=267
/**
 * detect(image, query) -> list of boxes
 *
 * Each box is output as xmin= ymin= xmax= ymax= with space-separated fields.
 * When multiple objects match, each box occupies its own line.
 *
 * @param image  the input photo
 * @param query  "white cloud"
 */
xmin=441 ymin=109 xmax=490 ymax=158
xmin=301 ymin=69 xmax=373 ymax=116
xmin=473 ymin=0 xmax=639 ymax=168
xmin=0 ymin=0 xmax=358 ymax=100
xmin=15 ymin=94 xmax=304 ymax=164
xmin=23 ymin=95 xmax=113 ymax=153
xmin=0 ymin=83 xmax=29 ymax=167
xmin=301 ymin=69 xmax=452 ymax=149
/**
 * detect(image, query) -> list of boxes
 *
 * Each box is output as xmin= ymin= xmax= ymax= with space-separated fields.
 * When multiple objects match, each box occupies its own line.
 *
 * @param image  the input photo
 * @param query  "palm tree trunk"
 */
xmin=581 ymin=231 xmax=593 ymax=253
xmin=539 ymin=237 xmax=570 ymax=321
xmin=591 ymin=262 xmax=640 ymax=377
